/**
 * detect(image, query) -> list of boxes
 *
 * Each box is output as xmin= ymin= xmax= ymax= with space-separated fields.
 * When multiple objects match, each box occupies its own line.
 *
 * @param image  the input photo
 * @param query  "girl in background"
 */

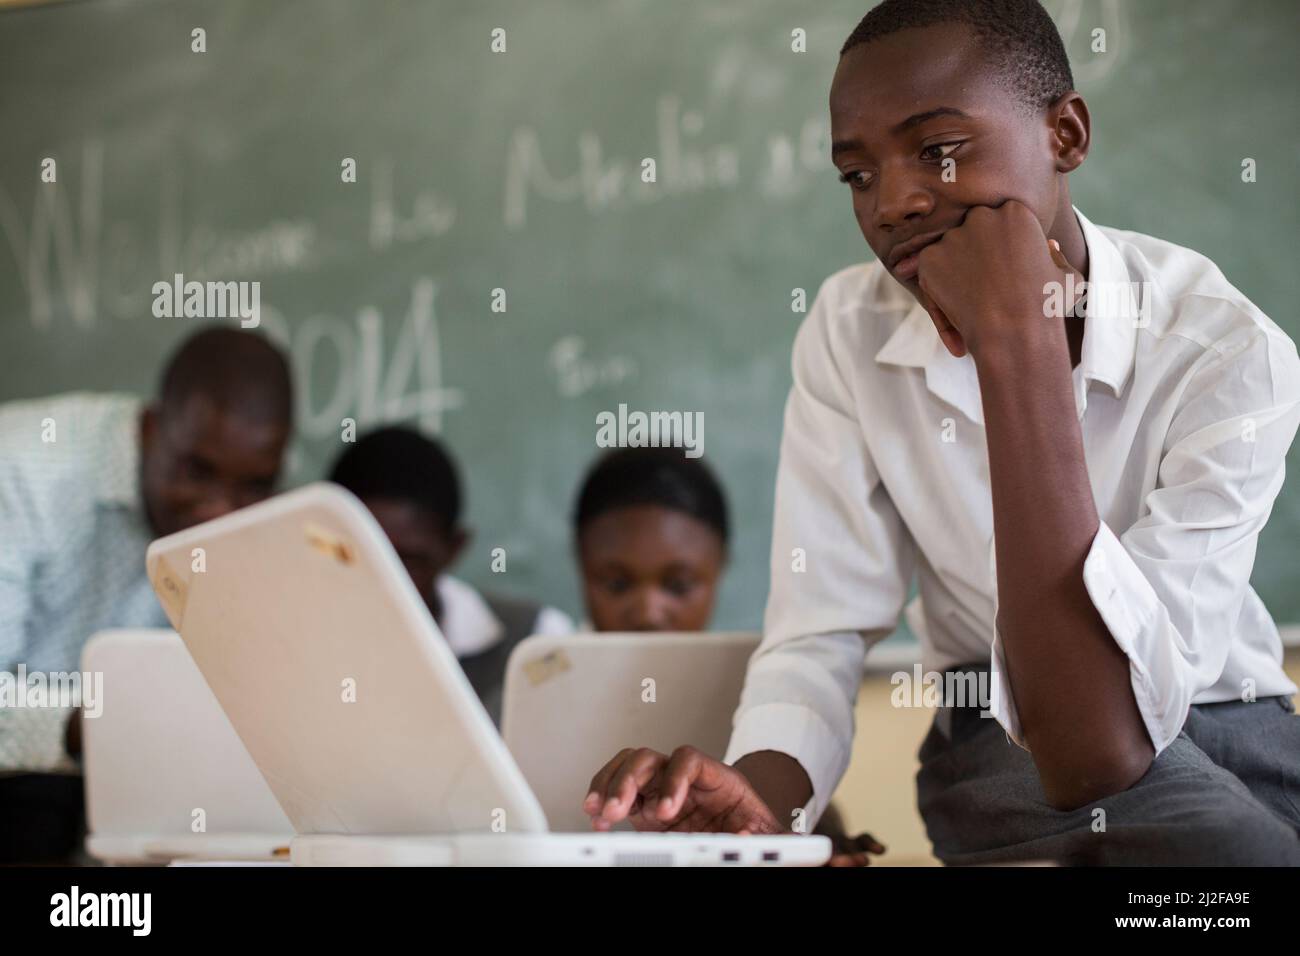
xmin=572 ymin=447 xmax=880 ymax=865
xmin=574 ymin=447 xmax=727 ymax=633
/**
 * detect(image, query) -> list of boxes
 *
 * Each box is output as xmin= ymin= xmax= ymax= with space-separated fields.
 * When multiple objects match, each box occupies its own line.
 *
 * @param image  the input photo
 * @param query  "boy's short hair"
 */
xmin=328 ymin=425 xmax=462 ymax=531
xmin=574 ymin=447 xmax=730 ymax=548
xmin=841 ymin=0 xmax=1074 ymax=113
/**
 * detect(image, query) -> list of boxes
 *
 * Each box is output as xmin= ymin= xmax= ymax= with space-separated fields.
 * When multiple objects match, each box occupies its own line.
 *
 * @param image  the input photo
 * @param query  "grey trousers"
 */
xmin=915 ymin=667 xmax=1300 ymax=866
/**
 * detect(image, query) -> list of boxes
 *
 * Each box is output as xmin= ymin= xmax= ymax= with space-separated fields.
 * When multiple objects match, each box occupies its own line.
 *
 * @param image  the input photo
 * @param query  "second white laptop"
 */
xmin=145 ymin=484 xmax=829 ymax=866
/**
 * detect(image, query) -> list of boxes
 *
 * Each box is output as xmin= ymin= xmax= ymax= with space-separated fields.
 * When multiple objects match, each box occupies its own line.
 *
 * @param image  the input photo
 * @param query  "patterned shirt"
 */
xmin=1 ymin=393 xmax=168 ymax=772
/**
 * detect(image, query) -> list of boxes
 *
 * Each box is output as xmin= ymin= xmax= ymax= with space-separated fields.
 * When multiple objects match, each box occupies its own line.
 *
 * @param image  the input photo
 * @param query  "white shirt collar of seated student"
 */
xmin=434 ymin=575 xmax=572 ymax=657
xmin=434 ymin=575 xmax=501 ymax=657
xmin=873 ymin=206 xmax=1138 ymax=426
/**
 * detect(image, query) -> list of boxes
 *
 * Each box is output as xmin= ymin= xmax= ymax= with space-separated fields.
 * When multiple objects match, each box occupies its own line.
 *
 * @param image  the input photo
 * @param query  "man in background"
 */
xmin=0 ymin=325 xmax=294 ymax=862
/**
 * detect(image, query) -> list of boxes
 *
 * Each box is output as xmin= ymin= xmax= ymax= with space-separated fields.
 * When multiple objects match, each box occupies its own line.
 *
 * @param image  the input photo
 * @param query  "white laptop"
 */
xmin=144 ymin=483 xmax=829 ymax=866
xmin=81 ymin=628 xmax=293 ymax=864
xmin=502 ymin=632 xmax=760 ymax=832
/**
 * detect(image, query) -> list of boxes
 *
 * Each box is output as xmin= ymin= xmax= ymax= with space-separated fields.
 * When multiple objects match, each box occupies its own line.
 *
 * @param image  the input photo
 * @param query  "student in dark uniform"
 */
xmin=328 ymin=427 xmax=571 ymax=726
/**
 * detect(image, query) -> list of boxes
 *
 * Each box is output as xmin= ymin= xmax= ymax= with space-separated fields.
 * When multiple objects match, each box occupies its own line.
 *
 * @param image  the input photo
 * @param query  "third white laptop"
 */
xmin=81 ymin=628 xmax=293 ymax=864
xmin=502 ymin=632 xmax=761 ymax=832
xmin=145 ymin=484 xmax=828 ymax=866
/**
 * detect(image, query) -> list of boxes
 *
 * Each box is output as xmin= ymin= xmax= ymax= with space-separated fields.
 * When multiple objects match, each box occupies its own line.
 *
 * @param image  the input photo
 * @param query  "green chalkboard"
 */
xmin=1 ymin=0 xmax=1297 ymax=630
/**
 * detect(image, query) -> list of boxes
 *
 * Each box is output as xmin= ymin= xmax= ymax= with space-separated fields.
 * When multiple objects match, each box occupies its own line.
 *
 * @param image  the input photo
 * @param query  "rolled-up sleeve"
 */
xmin=990 ymin=329 xmax=1300 ymax=753
xmin=724 ymin=279 xmax=916 ymax=825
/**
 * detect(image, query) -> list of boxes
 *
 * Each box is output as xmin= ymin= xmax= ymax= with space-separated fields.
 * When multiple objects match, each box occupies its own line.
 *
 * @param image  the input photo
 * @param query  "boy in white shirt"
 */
xmin=328 ymin=426 xmax=571 ymax=726
xmin=584 ymin=0 xmax=1300 ymax=865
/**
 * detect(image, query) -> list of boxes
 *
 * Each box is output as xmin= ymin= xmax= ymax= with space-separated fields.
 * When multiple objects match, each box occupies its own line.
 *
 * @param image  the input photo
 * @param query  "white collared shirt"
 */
xmin=435 ymin=575 xmax=572 ymax=658
xmin=723 ymin=208 xmax=1300 ymax=822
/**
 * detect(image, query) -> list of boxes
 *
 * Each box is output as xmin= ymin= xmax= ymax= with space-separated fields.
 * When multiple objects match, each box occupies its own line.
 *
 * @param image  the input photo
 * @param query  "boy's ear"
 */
xmin=1049 ymin=91 xmax=1091 ymax=174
